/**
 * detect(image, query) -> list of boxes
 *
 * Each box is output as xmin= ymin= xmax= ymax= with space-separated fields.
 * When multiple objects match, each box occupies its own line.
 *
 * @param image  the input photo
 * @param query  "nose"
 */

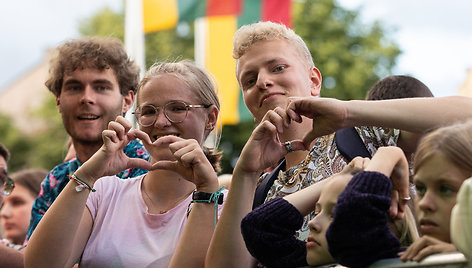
xmin=80 ymin=85 xmax=96 ymax=104
xmin=153 ymin=109 xmax=171 ymax=128
xmin=308 ymin=214 xmax=323 ymax=233
xmin=417 ymin=190 xmax=437 ymax=213
xmin=0 ymin=203 xmax=11 ymax=218
xmin=255 ymin=71 xmax=273 ymax=90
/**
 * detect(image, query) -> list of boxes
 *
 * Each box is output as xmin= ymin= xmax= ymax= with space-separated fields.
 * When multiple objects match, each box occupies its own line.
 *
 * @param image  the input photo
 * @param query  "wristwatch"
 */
xmin=192 ymin=191 xmax=224 ymax=204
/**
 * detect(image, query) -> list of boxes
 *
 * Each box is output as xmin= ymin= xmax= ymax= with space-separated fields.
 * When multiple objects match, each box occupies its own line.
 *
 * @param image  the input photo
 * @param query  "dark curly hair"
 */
xmin=45 ymin=37 xmax=140 ymax=97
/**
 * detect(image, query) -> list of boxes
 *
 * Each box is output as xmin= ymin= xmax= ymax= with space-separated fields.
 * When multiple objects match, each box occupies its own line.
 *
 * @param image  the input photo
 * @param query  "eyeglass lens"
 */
xmin=137 ymin=101 xmax=189 ymax=126
xmin=0 ymin=169 xmax=14 ymax=196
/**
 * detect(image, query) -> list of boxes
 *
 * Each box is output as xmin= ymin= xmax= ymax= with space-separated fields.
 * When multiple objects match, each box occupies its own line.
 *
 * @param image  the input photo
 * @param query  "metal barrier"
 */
xmin=306 ymin=252 xmax=471 ymax=268
xmin=370 ymin=252 xmax=470 ymax=268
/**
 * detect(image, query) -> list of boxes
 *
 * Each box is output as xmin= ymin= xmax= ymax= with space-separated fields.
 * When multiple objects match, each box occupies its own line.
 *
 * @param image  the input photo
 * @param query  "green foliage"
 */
xmin=29 ymin=95 xmax=69 ymax=170
xmin=0 ymin=95 xmax=68 ymax=172
xmin=219 ymin=121 xmax=257 ymax=173
xmin=79 ymin=7 xmax=125 ymax=40
xmin=74 ymin=0 xmax=401 ymax=173
xmin=0 ymin=113 xmax=33 ymax=171
xmin=294 ymin=0 xmax=401 ymax=100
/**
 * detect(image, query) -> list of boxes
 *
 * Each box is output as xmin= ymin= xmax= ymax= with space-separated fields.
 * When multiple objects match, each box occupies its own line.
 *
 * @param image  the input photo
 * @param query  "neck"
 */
xmin=73 ymin=140 xmax=103 ymax=163
xmin=279 ymin=117 xmax=314 ymax=169
xmin=142 ymin=169 xmax=195 ymax=213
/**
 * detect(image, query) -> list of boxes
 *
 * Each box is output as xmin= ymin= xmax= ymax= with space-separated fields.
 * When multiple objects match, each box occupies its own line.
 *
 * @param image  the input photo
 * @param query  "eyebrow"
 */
xmin=63 ymin=79 xmax=113 ymax=86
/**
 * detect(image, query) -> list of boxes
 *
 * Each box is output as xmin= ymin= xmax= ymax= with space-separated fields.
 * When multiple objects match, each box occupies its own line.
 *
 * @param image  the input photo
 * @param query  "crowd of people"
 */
xmin=0 ymin=20 xmax=471 ymax=268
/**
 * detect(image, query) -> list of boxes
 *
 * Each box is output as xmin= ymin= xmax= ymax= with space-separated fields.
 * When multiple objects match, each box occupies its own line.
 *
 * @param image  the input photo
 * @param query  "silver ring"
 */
xmin=284 ymin=141 xmax=294 ymax=153
xmin=401 ymin=196 xmax=411 ymax=201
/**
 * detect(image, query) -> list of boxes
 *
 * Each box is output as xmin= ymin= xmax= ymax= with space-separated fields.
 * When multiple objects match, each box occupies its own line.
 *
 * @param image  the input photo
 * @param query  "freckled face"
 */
xmin=237 ymin=39 xmax=321 ymax=122
xmin=413 ymin=153 xmax=468 ymax=242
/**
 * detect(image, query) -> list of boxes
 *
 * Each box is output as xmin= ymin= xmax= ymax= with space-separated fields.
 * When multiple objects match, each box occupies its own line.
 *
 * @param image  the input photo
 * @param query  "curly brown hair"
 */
xmin=45 ymin=37 xmax=140 ymax=97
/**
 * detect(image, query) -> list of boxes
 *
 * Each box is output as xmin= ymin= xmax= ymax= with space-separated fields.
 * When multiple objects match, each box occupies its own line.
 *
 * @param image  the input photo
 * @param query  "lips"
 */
xmin=2 ymin=222 xmax=15 ymax=230
xmin=259 ymin=92 xmax=284 ymax=107
xmin=306 ymin=236 xmax=321 ymax=248
xmin=151 ymin=133 xmax=180 ymax=142
xmin=419 ymin=219 xmax=439 ymax=234
xmin=77 ymin=114 xmax=100 ymax=120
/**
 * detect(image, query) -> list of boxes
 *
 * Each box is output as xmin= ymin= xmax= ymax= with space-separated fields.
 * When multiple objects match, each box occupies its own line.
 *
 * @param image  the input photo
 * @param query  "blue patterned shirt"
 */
xmin=25 ymin=139 xmax=150 ymax=242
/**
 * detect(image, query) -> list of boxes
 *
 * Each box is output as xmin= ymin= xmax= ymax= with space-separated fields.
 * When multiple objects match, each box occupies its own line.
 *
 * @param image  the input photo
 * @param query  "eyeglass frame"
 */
xmin=0 ymin=168 xmax=15 ymax=196
xmin=132 ymin=100 xmax=212 ymax=127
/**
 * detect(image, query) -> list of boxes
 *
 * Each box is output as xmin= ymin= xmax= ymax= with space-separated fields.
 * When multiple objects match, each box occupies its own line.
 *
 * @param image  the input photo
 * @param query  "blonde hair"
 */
xmin=233 ymin=21 xmax=315 ymax=72
xmin=137 ymin=60 xmax=222 ymax=172
xmin=414 ymin=120 xmax=472 ymax=178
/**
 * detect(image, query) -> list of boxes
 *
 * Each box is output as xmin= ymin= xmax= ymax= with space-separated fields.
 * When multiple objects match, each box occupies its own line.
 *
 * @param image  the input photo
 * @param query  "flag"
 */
xmin=142 ymin=0 xmax=292 ymax=125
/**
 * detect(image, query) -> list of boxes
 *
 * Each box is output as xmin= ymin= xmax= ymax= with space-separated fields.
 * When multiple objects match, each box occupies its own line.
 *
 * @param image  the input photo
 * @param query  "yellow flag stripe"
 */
xmin=143 ymin=0 xmax=179 ymax=33
xmin=205 ymin=16 xmax=239 ymax=125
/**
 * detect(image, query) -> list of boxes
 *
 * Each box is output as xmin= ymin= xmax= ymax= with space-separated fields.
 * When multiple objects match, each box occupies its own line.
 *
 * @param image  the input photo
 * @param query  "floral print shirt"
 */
xmin=25 ymin=139 xmax=150 ymax=242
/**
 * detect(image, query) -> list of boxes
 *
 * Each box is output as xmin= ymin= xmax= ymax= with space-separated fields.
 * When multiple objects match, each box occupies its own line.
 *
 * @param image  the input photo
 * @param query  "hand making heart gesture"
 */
xmin=236 ymin=107 xmax=305 ymax=177
xmin=76 ymin=116 xmax=155 ymax=184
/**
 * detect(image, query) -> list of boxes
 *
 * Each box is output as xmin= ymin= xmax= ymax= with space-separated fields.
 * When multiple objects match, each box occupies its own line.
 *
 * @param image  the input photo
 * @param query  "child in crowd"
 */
xmin=398 ymin=120 xmax=472 ymax=261
xmin=25 ymin=60 xmax=225 ymax=268
xmin=1 ymin=169 xmax=47 ymax=248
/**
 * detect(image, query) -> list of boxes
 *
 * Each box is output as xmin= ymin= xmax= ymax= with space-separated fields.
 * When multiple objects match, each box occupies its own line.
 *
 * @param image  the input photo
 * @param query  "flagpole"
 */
xmin=124 ymin=0 xmax=146 ymax=127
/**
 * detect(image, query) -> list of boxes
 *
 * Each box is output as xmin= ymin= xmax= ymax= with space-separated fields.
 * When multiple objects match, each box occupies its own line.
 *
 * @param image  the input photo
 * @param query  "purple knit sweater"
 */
xmin=241 ymin=197 xmax=308 ymax=268
xmin=326 ymin=171 xmax=402 ymax=268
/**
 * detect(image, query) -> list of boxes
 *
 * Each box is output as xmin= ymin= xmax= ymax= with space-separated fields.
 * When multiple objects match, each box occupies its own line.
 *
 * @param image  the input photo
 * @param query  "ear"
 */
xmin=56 ymin=96 xmax=62 ymax=113
xmin=309 ymin=67 xmax=322 ymax=97
xmin=121 ymin=90 xmax=135 ymax=114
xmin=205 ymin=105 xmax=219 ymax=131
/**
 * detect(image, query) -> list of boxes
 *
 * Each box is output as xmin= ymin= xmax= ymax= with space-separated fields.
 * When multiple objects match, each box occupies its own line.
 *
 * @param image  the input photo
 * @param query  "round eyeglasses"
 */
xmin=133 ymin=100 xmax=211 ymax=127
xmin=0 ymin=169 xmax=14 ymax=196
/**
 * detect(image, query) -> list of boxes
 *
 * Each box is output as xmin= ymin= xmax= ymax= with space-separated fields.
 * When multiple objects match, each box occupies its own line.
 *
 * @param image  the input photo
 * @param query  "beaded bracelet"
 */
xmin=191 ymin=186 xmax=226 ymax=228
xmin=68 ymin=173 xmax=96 ymax=192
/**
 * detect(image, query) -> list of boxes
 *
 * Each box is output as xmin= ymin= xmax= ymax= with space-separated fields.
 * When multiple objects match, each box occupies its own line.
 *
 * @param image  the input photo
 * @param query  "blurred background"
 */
xmin=0 ymin=0 xmax=471 ymax=174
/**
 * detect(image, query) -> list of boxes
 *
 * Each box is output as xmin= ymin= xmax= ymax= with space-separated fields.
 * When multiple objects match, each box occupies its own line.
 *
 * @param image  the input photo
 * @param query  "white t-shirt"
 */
xmin=80 ymin=174 xmax=225 ymax=268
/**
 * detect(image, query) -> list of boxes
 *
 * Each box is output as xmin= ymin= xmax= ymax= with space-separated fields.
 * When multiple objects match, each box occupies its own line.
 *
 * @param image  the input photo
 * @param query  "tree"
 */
xmin=294 ymin=0 xmax=400 ymax=100
xmin=76 ymin=0 xmax=401 ymax=173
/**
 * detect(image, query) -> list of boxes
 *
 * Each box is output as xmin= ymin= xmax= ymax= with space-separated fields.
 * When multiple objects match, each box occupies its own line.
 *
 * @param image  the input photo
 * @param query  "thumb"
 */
xmin=127 ymin=158 xmax=154 ymax=171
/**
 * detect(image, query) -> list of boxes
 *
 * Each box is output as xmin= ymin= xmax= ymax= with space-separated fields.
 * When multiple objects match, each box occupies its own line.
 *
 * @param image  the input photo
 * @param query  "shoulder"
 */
xmin=41 ymin=159 xmax=81 ymax=194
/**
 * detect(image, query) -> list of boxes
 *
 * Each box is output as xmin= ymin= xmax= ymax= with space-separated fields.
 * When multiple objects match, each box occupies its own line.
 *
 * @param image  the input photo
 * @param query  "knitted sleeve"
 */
xmin=326 ymin=171 xmax=401 ymax=268
xmin=241 ymin=197 xmax=308 ymax=268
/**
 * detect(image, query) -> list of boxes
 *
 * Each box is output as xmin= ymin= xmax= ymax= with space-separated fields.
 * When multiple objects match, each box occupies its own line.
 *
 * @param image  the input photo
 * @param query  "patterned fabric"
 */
xmin=25 ymin=139 xmax=150 ymax=242
xmin=1 ymin=239 xmax=24 ymax=250
xmin=264 ymin=126 xmax=400 ymax=241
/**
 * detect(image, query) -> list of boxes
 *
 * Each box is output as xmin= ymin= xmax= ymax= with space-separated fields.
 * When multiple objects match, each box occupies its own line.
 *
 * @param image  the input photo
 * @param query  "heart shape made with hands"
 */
xmin=128 ymin=129 xmax=204 ymax=180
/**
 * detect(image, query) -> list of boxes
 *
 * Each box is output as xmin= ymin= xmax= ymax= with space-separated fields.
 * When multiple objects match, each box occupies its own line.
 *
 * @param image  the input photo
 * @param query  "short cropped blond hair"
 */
xmin=233 ymin=21 xmax=315 ymax=69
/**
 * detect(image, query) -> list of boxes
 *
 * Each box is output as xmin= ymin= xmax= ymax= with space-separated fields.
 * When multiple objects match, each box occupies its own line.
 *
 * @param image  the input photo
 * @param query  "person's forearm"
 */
xmin=283 ymin=176 xmax=331 ymax=216
xmin=0 ymin=245 xmax=23 ymax=268
xmin=169 ymin=202 xmax=217 ymax=268
xmin=25 ymin=181 xmax=90 ymax=268
xmin=169 ymin=180 xmax=220 ymax=268
xmin=205 ymin=168 xmax=258 ymax=268
xmin=347 ymin=96 xmax=472 ymax=133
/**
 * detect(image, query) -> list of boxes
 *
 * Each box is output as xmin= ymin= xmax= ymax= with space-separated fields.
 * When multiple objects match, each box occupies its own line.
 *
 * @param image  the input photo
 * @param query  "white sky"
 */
xmin=1 ymin=0 xmax=471 ymax=97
